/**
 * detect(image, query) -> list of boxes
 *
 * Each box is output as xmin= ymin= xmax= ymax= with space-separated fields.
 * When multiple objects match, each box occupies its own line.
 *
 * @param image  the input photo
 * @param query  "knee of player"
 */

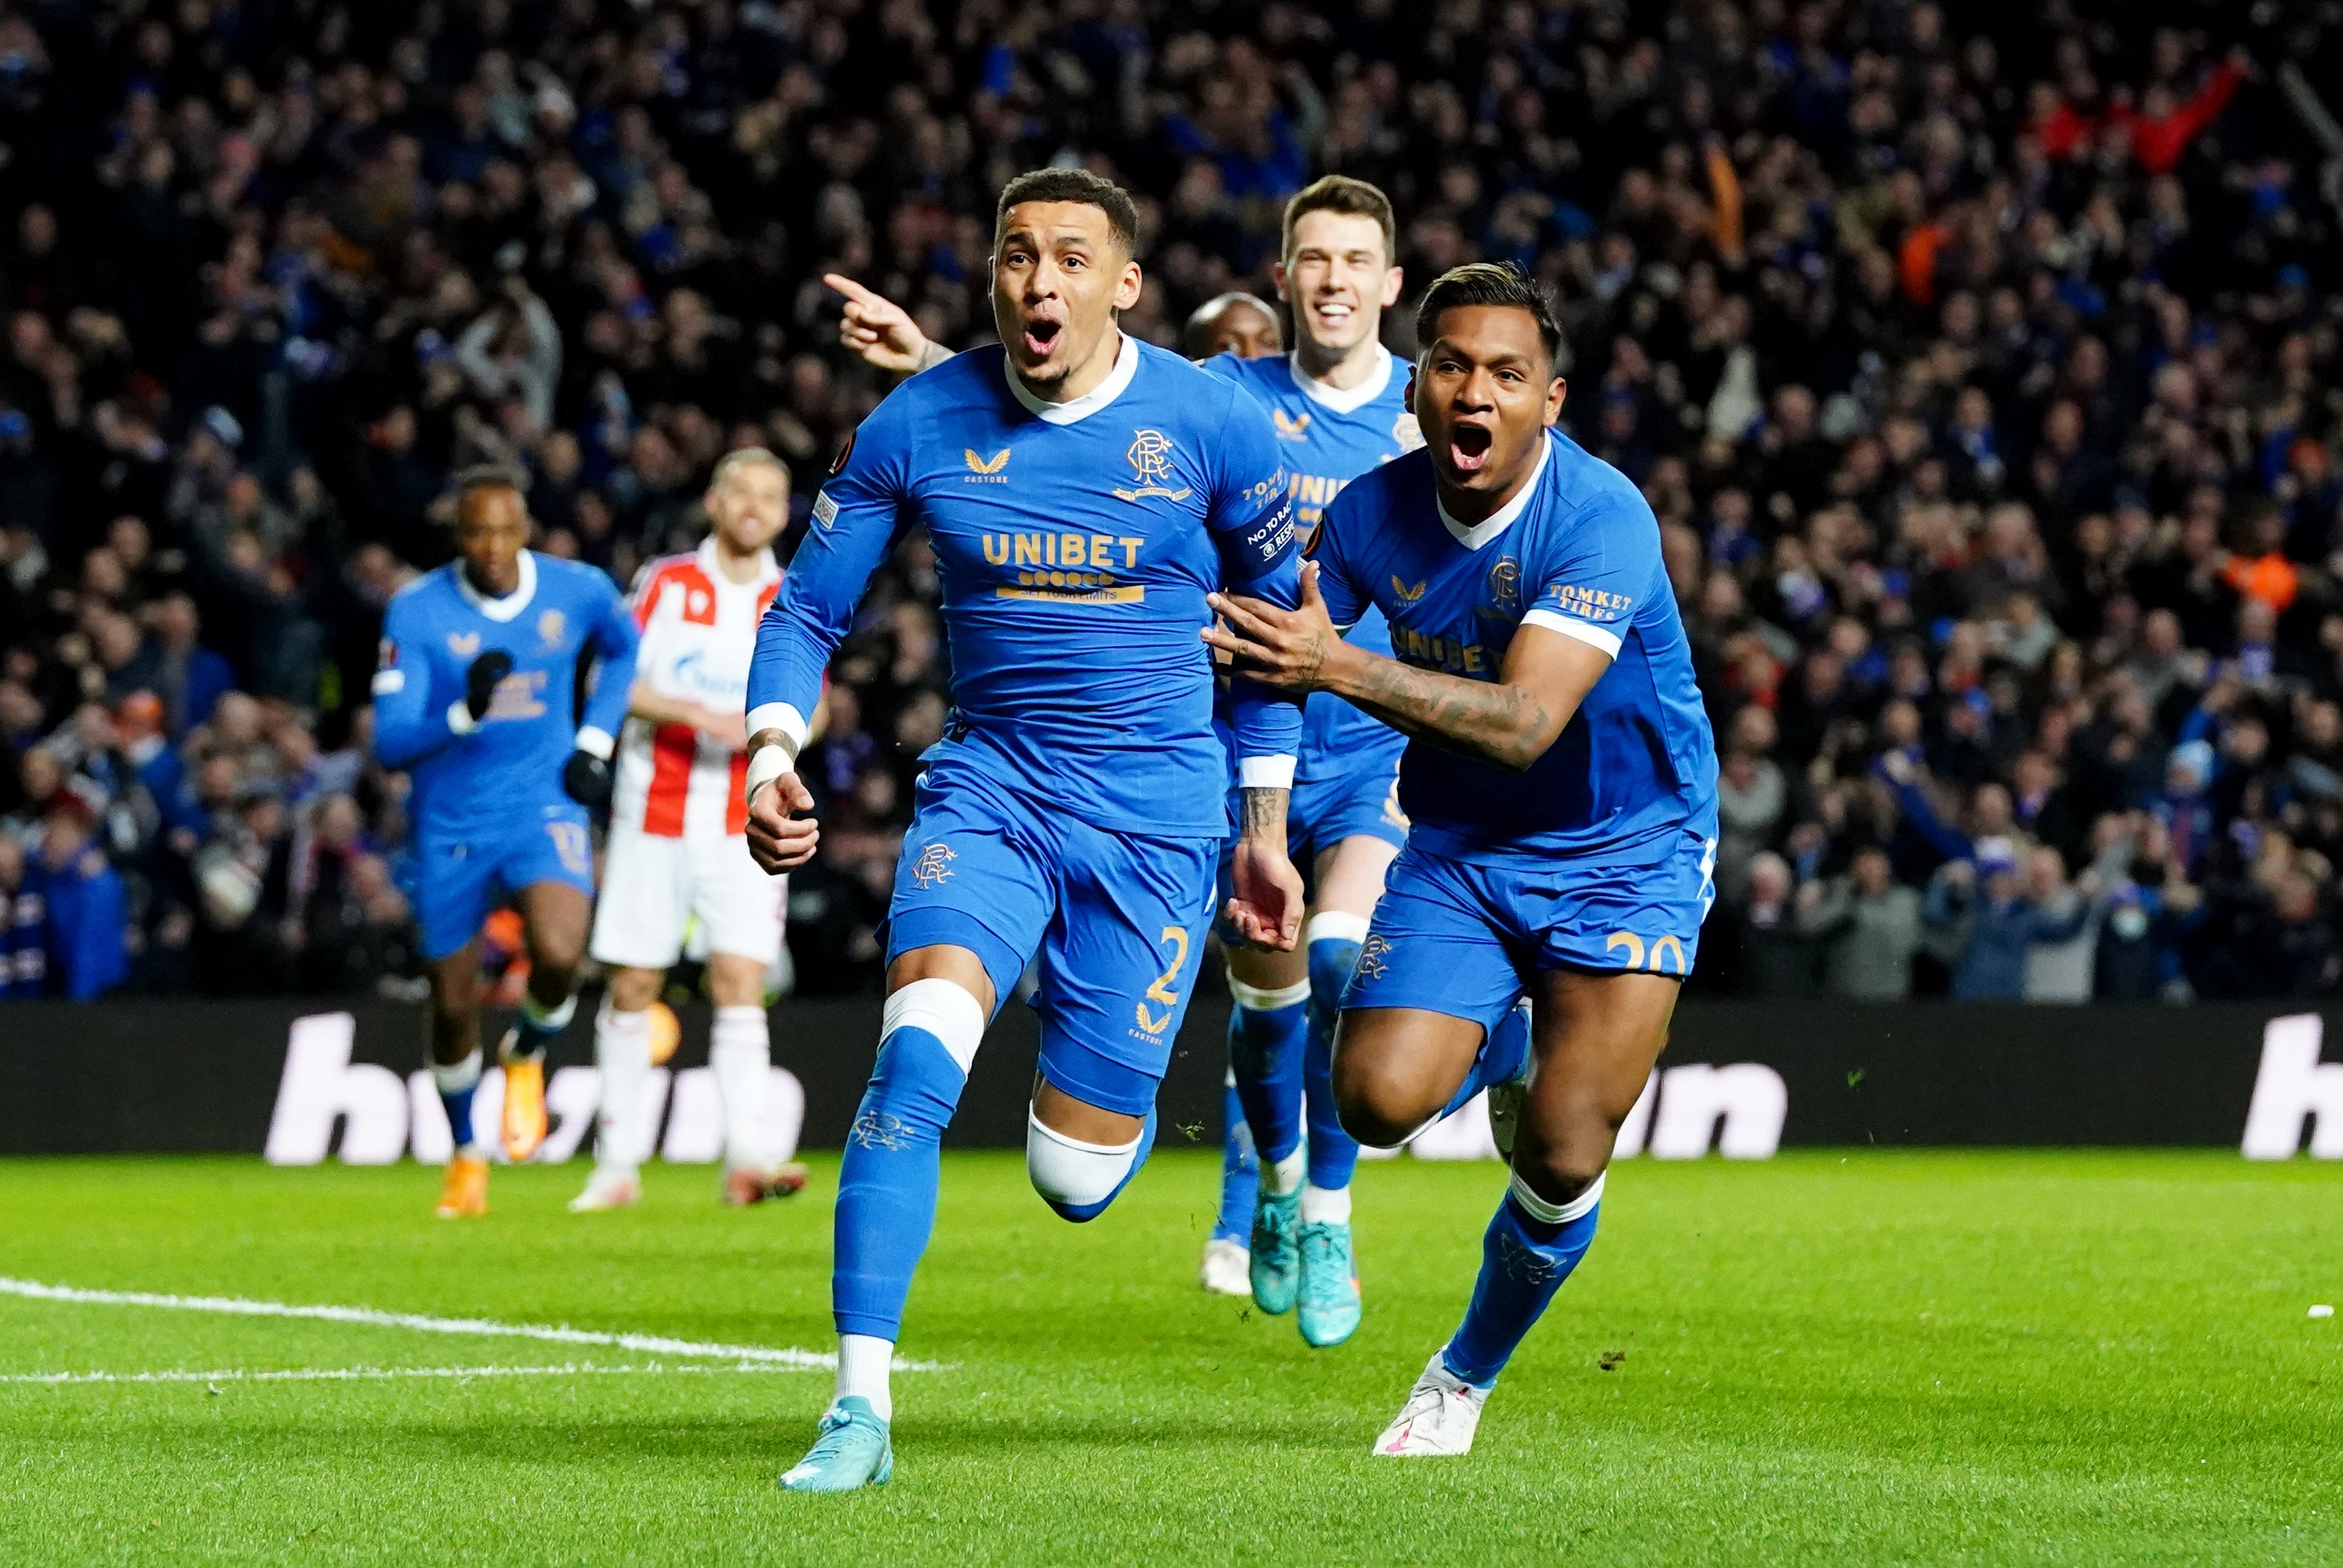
xmin=1331 ymin=1066 xmax=1428 ymax=1151
xmin=1025 ymin=1111 xmax=1140 ymax=1224
xmin=1510 ymin=1137 xmax=1609 ymax=1210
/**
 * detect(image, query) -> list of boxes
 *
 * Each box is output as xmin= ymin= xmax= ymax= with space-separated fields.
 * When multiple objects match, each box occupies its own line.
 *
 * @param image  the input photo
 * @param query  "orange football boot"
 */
xmin=436 ymin=1154 xmax=490 ymax=1218
xmin=500 ymin=1040 xmax=548 ymax=1163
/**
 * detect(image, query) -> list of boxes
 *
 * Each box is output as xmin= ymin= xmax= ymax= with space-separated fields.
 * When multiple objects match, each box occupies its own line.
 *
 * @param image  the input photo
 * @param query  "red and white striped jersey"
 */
xmin=612 ymin=540 xmax=781 ymax=838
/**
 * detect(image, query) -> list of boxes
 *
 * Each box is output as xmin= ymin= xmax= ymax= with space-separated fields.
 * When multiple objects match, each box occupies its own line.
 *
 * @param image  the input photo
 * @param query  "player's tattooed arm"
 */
xmin=1206 ymin=562 xmax=1611 ymax=773
xmin=1227 ymin=785 xmax=1303 ymax=952
xmin=1238 ymin=785 xmax=1289 ymax=846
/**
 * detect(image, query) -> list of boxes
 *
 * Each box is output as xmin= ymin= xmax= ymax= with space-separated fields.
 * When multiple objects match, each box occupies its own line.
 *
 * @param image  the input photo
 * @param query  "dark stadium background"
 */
xmin=2 ymin=0 xmax=2343 ymax=1011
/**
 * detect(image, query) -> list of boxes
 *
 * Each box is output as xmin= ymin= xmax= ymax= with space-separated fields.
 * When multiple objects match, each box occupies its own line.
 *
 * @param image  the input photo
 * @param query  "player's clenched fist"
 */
xmin=745 ymin=766 xmax=819 ymax=874
xmin=463 ymin=650 xmax=514 ymax=720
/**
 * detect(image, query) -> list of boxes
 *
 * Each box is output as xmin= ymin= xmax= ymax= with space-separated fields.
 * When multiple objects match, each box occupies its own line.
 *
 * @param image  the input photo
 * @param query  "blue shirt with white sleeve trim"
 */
xmin=748 ymin=336 xmax=1302 ymax=838
xmin=1309 ymin=428 xmax=1717 ymax=866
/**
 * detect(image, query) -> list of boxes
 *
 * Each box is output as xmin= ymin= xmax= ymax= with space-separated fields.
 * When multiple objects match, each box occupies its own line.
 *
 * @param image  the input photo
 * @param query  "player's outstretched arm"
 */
xmin=1207 ymin=562 xmax=1611 ymax=773
xmin=824 ymin=274 xmax=953 ymax=378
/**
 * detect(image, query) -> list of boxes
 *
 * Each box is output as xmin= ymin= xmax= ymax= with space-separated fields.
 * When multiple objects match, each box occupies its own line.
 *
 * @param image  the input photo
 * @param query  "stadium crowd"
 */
xmin=1 ymin=0 xmax=2342 ymax=1003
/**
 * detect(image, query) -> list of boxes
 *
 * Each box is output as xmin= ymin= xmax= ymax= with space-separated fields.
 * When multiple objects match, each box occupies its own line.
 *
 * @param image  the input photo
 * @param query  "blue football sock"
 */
xmin=1213 ymin=1075 xmax=1257 ymax=1245
xmin=1043 ymin=1106 xmax=1158 ymax=1223
xmin=1226 ymin=985 xmax=1308 ymax=1167
xmin=508 ymin=990 xmax=576 ymax=1059
xmin=433 ymin=1052 xmax=482 ymax=1156
xmin=1304 ymin=934 xmax=1364 ymax=1192
xmin=1441 ymin=1178 xmax=1600 ymax=1388
xmin=1431 ymin=1000 xmax=1532 ymax=1123
xmin=832 ymin=1024 xmax=968 ymax=1341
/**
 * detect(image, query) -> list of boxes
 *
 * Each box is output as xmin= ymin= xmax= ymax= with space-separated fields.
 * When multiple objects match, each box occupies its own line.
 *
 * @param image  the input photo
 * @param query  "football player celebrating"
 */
xmin=1206 ymin=264 xmax=1719 ymax=1456
xmin=371 ymin=469 xmax=639 ymax=1218
xmin=745 ymin=168 xmax=1305 ymax=1492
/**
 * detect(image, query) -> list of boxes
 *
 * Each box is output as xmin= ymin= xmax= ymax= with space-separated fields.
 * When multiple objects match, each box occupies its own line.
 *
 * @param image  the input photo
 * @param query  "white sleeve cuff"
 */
xmin=746 ymin=702 xmax=811 ymax=753
xmin=445 ymin=700 xmax=478 ymax=736
xmin=1238 ymin=754 xmax=1297 ymax=790
xmin=573 ymin=725 xmax=615 ymax=760
xmin=1521 ymin=608 xmax=1621 ymax=659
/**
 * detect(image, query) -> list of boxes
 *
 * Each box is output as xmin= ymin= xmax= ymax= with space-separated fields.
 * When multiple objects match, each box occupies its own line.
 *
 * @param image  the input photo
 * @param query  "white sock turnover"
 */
xmin=836 ymin=1332 xmax=894 ymax=1422
xmin=1300 ymin=1182 xmax=1352 ymax=1225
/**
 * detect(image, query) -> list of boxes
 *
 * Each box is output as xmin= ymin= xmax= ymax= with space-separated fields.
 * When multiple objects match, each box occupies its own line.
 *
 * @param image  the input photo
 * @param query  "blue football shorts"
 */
xmin=1342 ymin=825 xmax=1719 ymax=1035
xmin=409 ymin=801 xmax=597 ymax=961
xmin=884 ymin=757 xmax=1217 ymax=1118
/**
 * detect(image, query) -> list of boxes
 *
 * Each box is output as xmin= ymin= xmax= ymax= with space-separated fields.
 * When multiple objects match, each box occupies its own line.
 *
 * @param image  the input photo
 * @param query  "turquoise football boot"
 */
xmin=1297 ymin=1220 xmax=1362 ymax=1347
xmin=777 ymin=1396 xmax=894 ymax=1493
xmin=1250 ymin=1181 xmax=1302 ymax=1314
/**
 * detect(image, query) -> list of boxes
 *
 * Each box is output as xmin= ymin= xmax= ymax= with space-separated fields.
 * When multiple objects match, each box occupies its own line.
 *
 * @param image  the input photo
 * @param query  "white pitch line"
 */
xmin=0 ymin=1277 xmax=942 ymax=1372
xmin=1 ymin=1362 xmax=787 ymax=1387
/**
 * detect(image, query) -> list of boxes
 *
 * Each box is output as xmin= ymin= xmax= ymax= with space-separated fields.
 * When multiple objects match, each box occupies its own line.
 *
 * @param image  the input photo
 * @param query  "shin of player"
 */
xmin=578 ymin=450 xmax=809 ymax=1213
xmin=370 ymin=469 xmax=637 ymax=1217
xmin=745 ymin=170 xmax=1303 ymax=1492
xmin=1206 ymin=264 xmax=1719 ymax=1453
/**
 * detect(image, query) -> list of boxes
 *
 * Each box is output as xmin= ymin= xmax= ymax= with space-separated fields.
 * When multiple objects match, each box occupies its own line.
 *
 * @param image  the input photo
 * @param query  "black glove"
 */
xmin=463 ymin=650 xmax=514 ymax=722
xmin=562 ymin=748 xmax=613 ymax=808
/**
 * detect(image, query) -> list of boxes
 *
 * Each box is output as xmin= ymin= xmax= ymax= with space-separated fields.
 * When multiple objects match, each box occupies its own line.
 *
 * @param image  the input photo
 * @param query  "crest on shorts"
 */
xmin=1355 ymin=935 xmax=1393 ymax=980
xmin=1111 ymin=429 xmax=1191 ymax=503
xmin=910 ymin=841 xmax=956 ymax=888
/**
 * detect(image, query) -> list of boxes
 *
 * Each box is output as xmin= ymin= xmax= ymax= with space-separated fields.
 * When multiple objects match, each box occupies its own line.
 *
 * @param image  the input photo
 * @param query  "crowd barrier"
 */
xmin=4 ymin=997 xmax=2342 ymax=1162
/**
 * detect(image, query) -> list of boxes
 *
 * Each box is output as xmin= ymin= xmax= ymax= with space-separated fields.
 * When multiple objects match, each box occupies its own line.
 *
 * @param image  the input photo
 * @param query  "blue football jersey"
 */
xmin=748 ymin=337 xmax=1302 ymax=837
xmin=1313 ymin=430 xmax=1719 ymax=866
xmin=1200 ymin=347 xmax=1419 ymax=785
xmin=371 ymin=551 xmax=639 ymax=838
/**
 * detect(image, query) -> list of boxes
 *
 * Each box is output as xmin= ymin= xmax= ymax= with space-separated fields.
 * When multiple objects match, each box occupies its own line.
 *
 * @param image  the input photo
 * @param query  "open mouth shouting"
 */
xmin=1020 ymin=313 xmax=1065 ymax=361
xmin=1447 ymin=420 xmax=1495 ymax=475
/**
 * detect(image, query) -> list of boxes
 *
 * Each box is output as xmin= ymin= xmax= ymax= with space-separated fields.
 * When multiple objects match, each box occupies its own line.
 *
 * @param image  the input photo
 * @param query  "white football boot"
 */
xmin=1370 ymin=1349 xmax=1489 ymax=1457
xmin=567 ymin=1168 xmax=641 ymax=1213
xmin=1200 ymin=1237 xmax=1252 ymax=1297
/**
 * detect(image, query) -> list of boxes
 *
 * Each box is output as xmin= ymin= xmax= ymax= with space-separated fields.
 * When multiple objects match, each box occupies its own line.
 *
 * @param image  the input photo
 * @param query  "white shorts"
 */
xmin=589 ymin=824 xmax=786 ymax=970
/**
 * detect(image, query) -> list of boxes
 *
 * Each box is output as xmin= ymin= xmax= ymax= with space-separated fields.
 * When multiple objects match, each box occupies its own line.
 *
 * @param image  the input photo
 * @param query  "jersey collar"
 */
xmin=1288 ymin=346 xmax=1393 ymax=415
xmin=1003 ymin=331 xmax=1138 ymax=425
xmin=453 ymin=549 xmax=537 ymax=621
xmin=1436 ymin=431 xmax=1552 ymax=552
xmin=697 ymin=536 xmax=780 ymax=586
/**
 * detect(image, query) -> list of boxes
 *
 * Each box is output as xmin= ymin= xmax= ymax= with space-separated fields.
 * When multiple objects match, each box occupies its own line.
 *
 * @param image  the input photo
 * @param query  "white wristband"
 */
xmin=446 ymin=700 xmax=478 ymax=736
xmin=745 ymin=744 xmax=796 ymax=811
xmin=1238 ymin=754 xmax=1296 ymax=790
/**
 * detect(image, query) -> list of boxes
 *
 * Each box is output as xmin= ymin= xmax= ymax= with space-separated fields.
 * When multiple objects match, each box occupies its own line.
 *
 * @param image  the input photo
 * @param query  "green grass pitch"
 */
xmin=2 ymin=1149 xmax=2340 ymax=1564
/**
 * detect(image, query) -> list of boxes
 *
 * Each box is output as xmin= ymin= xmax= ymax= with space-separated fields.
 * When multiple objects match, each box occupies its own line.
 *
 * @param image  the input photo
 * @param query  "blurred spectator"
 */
xmin=1803 ymin=847 xmax=1925 ymax=1001
xmin=1732 ymin=852 xmax=1819 ymax=997
xmin=31 ymin=790 xmax=126 ymax=1000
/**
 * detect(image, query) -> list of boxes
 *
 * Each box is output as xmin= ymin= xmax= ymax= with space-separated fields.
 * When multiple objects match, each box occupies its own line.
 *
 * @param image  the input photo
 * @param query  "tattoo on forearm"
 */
xmin=1338 ymin=655 xmax=1554 ymax=772
xmin=1240 ymin=786 xmax=1288 ymax=839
